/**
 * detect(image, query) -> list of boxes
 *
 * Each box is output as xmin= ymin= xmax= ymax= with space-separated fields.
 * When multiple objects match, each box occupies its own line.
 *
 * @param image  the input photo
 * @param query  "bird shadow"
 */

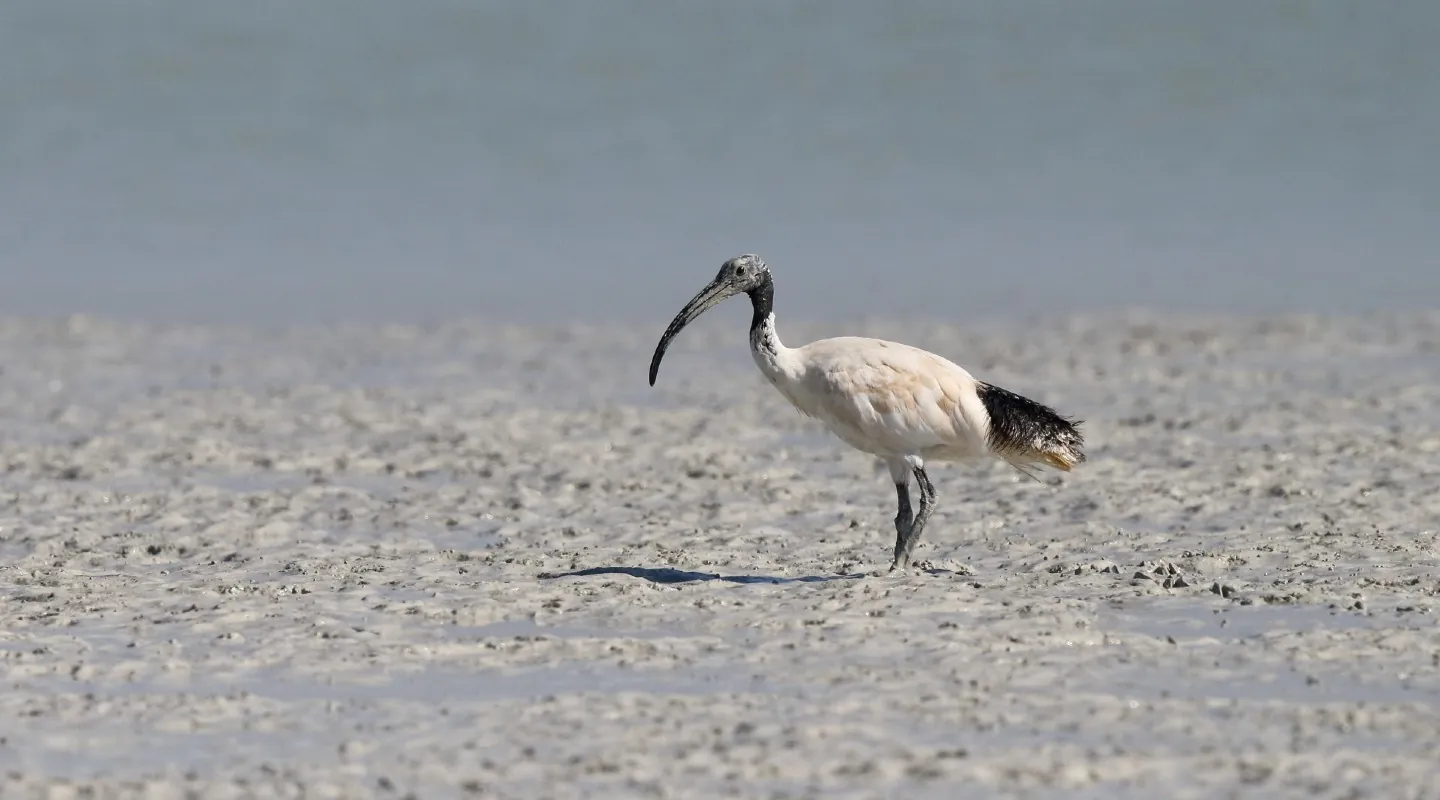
xmin=538 ymin=566 xmax=866 ymax=585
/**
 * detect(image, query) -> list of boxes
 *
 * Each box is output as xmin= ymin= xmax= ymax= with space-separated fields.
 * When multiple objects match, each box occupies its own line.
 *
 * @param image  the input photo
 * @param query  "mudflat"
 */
xmin=2 ymin=313 xmax=1438 ymax=798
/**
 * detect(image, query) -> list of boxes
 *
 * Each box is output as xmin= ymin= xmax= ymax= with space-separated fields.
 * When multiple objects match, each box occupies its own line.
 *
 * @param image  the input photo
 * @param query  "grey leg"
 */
xmin=892 ymin=481 xmax=913 ymax=563
xmin=890 ymin=464 xmax=936 ymax=570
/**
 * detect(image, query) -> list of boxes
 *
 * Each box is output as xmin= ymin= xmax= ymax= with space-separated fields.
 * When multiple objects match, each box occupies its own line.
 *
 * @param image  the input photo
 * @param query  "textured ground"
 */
xmin=1 ymin=311 xmax=1439 ymax=799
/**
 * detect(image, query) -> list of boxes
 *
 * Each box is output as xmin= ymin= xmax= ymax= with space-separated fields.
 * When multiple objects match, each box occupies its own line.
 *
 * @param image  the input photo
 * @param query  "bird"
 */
xmin=648 ymin=254 xmax=1086 ymax=572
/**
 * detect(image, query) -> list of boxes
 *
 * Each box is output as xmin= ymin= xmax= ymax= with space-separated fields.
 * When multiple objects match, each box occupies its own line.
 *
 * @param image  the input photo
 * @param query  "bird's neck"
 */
xmin=747 ymin=274 xmax=775 ymax=337
xmin=746 ymin=274 xmax=789 ymax=375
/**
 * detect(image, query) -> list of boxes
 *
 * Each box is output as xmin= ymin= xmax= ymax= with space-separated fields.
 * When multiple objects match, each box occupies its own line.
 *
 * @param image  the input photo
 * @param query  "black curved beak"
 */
xmin=648 ymin=277 xmax=736 ymax=386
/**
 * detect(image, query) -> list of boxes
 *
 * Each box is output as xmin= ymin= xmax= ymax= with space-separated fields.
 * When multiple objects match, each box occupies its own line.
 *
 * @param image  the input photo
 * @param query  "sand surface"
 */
xmin=1 ymin=312 xmax=1439 ymax=799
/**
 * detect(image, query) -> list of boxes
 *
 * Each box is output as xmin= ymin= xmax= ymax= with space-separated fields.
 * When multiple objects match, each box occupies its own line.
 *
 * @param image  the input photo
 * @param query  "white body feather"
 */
xmin=750 ymin=315 xmax=993 ymax=465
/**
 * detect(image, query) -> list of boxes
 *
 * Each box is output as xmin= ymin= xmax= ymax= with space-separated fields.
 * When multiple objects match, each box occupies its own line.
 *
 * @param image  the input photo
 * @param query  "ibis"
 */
xmin=648 ymin=254 xmax=1085 ymax=571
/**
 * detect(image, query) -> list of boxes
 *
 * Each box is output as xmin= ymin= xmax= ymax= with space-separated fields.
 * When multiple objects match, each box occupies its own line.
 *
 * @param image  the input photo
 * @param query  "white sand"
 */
xmin=1 ymin=312 xmax=1438 ymax=798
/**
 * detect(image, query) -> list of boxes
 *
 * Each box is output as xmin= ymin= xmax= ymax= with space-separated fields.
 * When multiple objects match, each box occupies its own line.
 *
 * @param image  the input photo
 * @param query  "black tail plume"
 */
xmin=976 ymin=382 xmax=1086 ymax=471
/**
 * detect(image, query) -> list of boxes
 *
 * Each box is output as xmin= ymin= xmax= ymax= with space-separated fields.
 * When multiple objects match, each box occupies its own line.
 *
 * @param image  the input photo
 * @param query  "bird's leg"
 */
xmin=892 ymin=481 xmax=913 ymax=560
xmin=891 ymin=462 xmax=936 ymax=571
xmin=884 ymin=459 xmax=913 ymax=571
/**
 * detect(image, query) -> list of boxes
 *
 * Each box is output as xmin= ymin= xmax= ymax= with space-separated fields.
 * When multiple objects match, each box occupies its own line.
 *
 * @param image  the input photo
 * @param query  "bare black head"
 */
xmin=648 ymin=254 xmax=773 ymax=386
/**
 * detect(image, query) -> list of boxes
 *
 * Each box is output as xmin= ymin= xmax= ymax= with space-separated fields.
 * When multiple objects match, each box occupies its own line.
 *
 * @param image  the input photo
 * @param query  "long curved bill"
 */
xmin=647 ymin=278 xmax=735 ymax=386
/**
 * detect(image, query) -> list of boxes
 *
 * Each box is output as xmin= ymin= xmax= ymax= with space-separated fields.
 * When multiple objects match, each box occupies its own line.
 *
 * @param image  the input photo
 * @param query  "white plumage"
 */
xmin=749 ymin=333 xmax=993 ymax=464
xmin=649 ymin=254 xmax=1085 ymax=571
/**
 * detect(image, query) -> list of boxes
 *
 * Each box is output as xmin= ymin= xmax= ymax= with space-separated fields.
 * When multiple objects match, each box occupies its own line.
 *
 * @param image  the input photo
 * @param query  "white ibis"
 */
xmin=648 ymin=254 xmax=1086 ymax=572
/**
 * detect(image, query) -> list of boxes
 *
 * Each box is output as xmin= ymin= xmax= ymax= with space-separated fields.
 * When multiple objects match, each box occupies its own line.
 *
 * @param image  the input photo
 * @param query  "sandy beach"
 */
xmin=2 ymin=311 xmax=1438 ymax=798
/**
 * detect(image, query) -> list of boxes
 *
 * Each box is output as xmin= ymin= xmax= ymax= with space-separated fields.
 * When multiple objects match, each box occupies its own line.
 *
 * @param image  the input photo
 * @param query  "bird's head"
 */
xmin=648 ymin=254 xmax=771 ymax=386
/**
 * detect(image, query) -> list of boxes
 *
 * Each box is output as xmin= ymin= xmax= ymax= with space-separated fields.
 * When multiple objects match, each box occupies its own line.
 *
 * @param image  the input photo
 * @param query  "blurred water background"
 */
xmin=2 ymin=0 xmax=1437 ymax=326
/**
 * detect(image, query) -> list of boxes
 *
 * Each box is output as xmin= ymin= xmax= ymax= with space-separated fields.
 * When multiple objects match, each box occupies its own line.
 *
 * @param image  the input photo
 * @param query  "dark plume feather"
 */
xmin=976 ymin=382 xmax=1085 ymax=471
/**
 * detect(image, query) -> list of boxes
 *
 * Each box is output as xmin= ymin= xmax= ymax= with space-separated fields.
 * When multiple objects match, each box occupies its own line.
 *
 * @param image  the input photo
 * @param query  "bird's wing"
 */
xmin=794 ymin=338 xmax=990 ymax=457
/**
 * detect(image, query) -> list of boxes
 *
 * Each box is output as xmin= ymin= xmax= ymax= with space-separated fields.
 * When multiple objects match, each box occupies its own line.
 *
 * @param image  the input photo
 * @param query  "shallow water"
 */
xmin=3 ymin=2 xmax=1438 ymax=324
xmin=1101 ymin=602 xmax=1429 ymax=642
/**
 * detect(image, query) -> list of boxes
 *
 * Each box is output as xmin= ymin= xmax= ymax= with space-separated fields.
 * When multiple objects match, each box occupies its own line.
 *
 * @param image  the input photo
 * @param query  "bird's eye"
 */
xmin=735 ymin=265 xmax=747 ymax=277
